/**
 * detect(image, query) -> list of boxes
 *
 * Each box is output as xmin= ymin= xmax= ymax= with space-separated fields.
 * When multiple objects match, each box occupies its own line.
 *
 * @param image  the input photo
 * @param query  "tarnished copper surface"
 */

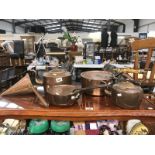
xmin=43 ymin=69 xmax=72 ymax=98
xmin=112 ymin=81 xmax=143 ymax=109
xmin=46 ymin=85 xmax=78 ymax=106
xmin=43 ymin=69 xmax=71 ymax=78
xmin=113 ymin=81 xmax=140 ymax=91
xmin=81 ymin=70 xmax=113 ymax=81
xmin=47 ymin=85 xmax=78 ymax=96
xmin=81 ymin=70 xmax=113 ymax=96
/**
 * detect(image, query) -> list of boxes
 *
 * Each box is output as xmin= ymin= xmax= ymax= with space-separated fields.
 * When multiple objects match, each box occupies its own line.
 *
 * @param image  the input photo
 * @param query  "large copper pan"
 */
xmin=81 ymin=70 xmax=113 ymax=96
xmin=46 ymin=84 xmax=109 ymax=106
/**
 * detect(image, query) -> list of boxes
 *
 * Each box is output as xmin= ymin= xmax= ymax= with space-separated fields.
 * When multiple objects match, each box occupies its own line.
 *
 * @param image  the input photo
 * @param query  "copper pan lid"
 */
xmin=113 ymin=81 xmax=142 ymax=91
xmin=44 ymin=69 xmax=71 ymax=78
xmin=81 ymin=70 xmax=113 ymax=81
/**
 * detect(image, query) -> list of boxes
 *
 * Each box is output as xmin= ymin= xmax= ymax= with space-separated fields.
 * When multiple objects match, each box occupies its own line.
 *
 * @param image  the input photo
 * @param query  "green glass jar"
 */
xmin=50 ymin=121 xmax=70 ymax=133
xmin=28 ymin=119 xmax=49 ymax=135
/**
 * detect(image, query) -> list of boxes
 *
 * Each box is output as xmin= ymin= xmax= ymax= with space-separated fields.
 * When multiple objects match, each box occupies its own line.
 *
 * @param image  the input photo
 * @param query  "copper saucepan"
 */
xmin=31 ymin=68 xmax=72 ymax=98
xmin=80 ymin=70 xmax=113 ymax=96
xmin=42 ymin=69 xmax=71 ymax=93
xmin=46 ymin=84 xmax=109 ymax=106
xmin=105 ymin=81 xmax=143 ymax=109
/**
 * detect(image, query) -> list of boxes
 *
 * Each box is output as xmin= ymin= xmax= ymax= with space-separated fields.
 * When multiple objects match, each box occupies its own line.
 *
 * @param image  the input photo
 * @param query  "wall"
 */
xmin=117 ymin=19 xmax=134 ymax=33
xmin=0 ymin=31 xmax=139 ymax=43
xmin=0 ymin=33 xmax=35 ymax=40
xmin=0 ymin=19 xmax=140 ymax=42
xmin=0 ymin=20 xmax=24 ymax=33
xmin=35 ymin=32 xmax=139 ymax=43
xmin=0 ymin=19 xmax=136 ymax=39
xmin=34 ymin=32 xmax=101 ymax=42
xmin=139 ymin=19 xmax=155 ymax=33
xmin=2 ymin=19 xmax=154 ymax=35
xmin=117 ymin=19 xmax=155 ymax=34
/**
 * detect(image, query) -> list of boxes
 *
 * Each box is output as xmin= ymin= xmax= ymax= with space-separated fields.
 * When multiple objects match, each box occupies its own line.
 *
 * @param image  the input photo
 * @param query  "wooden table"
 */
xmin=0 ymin=93 xmax=155 ymax=121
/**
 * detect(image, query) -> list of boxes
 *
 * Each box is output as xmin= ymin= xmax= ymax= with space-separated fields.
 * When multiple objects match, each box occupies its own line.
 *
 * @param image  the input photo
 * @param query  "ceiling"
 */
xmin=1 ymin=19 xmax=125 ymax=33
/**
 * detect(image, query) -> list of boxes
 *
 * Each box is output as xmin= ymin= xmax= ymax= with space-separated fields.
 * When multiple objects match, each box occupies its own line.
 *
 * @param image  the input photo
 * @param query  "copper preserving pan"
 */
xmin=81 ymin=70 xmax=113 ymax=96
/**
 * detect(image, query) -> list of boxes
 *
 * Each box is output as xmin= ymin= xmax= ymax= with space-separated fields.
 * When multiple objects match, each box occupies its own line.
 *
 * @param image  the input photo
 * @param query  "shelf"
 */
xmin=0 ymin=94 xmax=155 ymax=121
xmin=73 ymin=63 xmax=134 ymax=69
xmin=46 ymin=52 xmax=66 ymax=55
xmin=73 ymin=63 xmax=105 ymax=68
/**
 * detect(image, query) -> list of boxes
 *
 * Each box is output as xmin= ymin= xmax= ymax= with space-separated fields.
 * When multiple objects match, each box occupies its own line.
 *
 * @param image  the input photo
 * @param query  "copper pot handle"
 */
xmin=29 ymin=69 xmax=43 ymax=85
xmin=72 ymin=83 xmax=108 ymax=95
xmin=104 ymin=89 xmax=112 ymax=96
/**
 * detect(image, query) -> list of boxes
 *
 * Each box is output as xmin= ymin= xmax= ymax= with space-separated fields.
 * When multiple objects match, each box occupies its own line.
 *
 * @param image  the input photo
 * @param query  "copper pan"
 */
xmin=42 ymin=69 xmax=71 ymax=93
xmin=30 ymin=68 xmax=72 ymax=98
xmin=46 ymin=84 xmax=108 ymax=106
xmin=105 ymin=81 xmax=143 ymax=109
xmin=80 ymin=70 xmax=113 ymax=96
xmin=46 ymin=85 xmax=78 ymax=106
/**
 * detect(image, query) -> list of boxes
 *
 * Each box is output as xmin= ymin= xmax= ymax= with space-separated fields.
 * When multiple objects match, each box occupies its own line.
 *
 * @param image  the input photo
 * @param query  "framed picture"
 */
xmin=139 ymin=33 xmax=147 ymax=39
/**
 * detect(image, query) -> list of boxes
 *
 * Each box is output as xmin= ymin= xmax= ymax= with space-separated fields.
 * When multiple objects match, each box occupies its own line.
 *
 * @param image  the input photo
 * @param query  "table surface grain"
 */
xmin=0 ymin=93 xmax=155 ymax=121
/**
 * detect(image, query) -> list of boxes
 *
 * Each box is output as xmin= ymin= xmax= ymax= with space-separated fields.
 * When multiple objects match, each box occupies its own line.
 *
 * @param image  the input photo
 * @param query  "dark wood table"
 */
xmin=0 ymin=93 xmax=155 ymax=121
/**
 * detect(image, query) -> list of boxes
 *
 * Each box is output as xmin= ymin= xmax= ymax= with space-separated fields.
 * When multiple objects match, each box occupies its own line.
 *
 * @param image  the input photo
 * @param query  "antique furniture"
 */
xmin=131 ymin=38 xmax=155 ymax=88
xmin=0 ymin=92 xmax=155 ymax=122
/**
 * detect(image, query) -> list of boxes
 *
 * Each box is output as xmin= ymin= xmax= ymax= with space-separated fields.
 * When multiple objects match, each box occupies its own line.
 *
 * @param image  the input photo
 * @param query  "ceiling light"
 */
xmin=50 ymin=28 xmax=60 ymax=30
xmin=46 ymin=24 xmax=60 ymax=28
xmin=88 ymin=21 xmax=95 ymax=23
xmin=82 ymin=24 xmax=99 ymax=28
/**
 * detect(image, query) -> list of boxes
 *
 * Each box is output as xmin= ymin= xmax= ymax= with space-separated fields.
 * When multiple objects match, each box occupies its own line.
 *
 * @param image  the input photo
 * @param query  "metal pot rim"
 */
xmin=47 ymin=84 xmax=78 ymax=96
xmin=43 ymin=71 xmax=71 ymax=78
xmin=80 ymin=70 xmax=113 ymax=81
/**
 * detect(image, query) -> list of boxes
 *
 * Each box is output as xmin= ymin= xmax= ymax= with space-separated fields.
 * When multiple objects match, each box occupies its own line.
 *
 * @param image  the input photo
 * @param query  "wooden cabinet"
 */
xmin=20 ymin=36 xmax=35 ymax=54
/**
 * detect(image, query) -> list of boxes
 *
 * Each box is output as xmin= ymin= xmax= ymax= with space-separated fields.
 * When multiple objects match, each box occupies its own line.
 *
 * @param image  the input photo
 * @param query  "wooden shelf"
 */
xmin=0 ymin=94 xmax=155 ymax=121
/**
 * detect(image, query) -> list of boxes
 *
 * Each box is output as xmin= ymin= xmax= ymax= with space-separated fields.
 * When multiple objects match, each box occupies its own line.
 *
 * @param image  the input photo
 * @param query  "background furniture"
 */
xmin=20 ymin=36 xmax=35 ymax=54
xmin=131 ymin=38 xmax=155 ymax=92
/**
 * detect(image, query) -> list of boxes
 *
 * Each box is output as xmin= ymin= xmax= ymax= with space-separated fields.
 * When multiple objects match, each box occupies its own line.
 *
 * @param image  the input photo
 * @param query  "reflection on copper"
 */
xmin=81 ymin=71 xmax=113 ymax=81
xmin=80 ymin=94 xmax=95 ymax=111
xmin=81 ymin=70 xmax=113 ymax=96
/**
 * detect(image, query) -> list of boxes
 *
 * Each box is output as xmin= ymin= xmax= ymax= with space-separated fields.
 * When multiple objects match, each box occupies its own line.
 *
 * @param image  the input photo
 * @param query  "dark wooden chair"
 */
xmin=131 ymin=38 xmax=155 ymax=92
